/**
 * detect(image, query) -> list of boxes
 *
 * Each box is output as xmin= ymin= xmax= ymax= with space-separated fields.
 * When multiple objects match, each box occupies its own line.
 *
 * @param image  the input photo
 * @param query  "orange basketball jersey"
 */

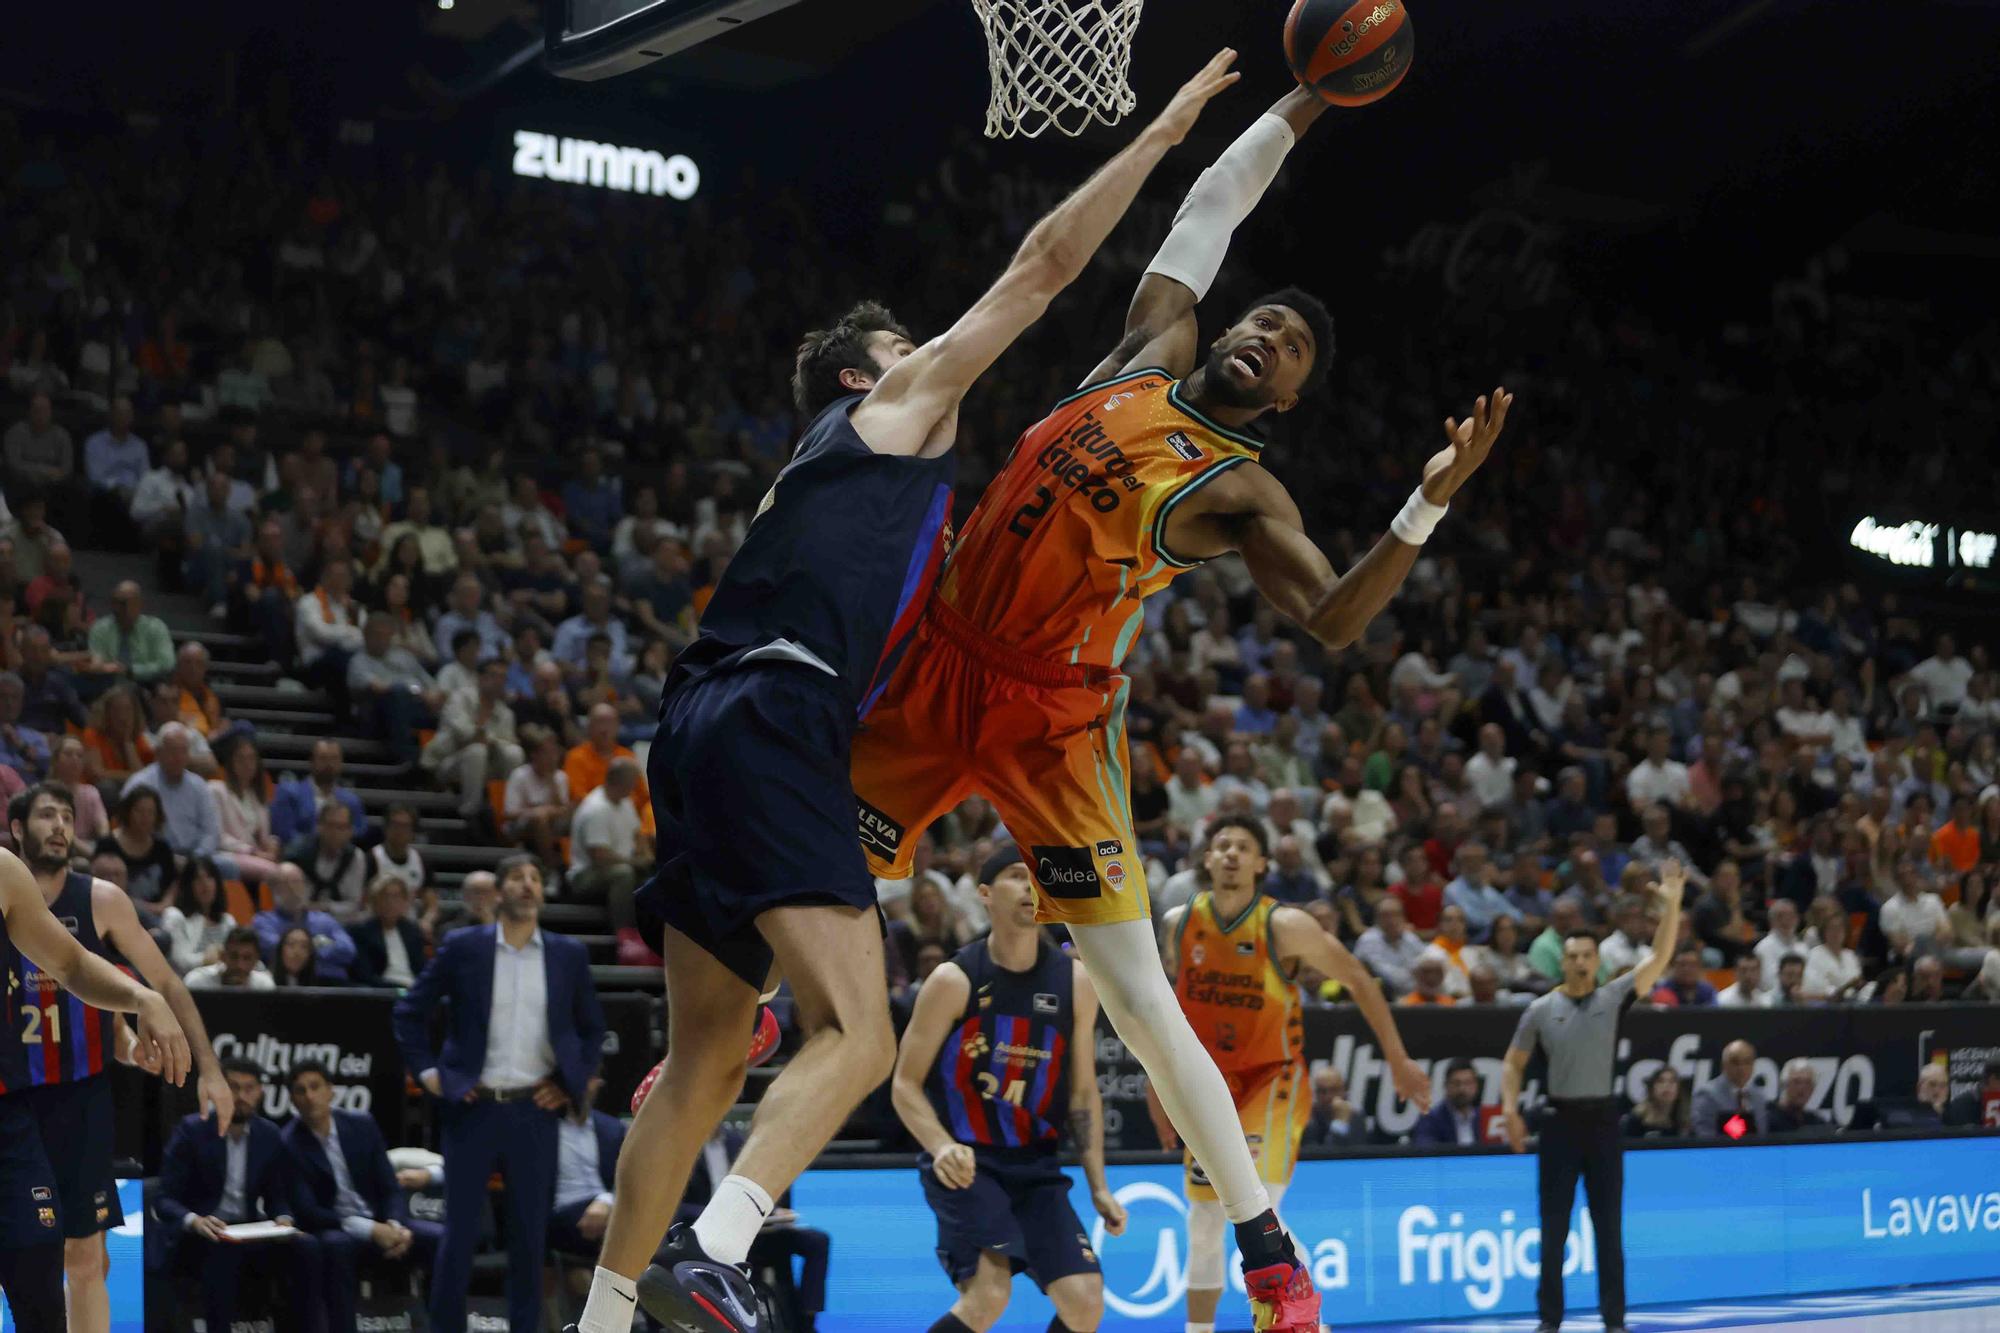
xmin=1173 ymin=891 xmax=1305 ymax=1090
xmin=938 ymin=366 xmax=1265 ymax=665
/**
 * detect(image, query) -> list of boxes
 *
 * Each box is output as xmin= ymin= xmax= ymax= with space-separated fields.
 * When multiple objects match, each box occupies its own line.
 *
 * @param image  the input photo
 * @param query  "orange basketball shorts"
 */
xmin=851 ymin=601 xmax=1150 ymax=927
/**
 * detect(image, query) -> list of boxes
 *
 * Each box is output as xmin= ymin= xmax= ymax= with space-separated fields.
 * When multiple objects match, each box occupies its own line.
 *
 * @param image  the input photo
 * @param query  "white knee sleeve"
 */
xmin=1069 ymin=920 xmax=1270 ymax=1223
xmin=1187 ymin=1199 xmax=1228 ymax=1291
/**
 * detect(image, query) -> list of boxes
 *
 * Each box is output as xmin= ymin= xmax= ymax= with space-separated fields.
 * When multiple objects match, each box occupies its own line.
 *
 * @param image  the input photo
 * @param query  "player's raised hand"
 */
xmin=1150 ymin=49 xmax=1241 ymax=146
xmin=1652 ymin=858 xmax=1687 ymax=908
xmin=1420 ymin=387 xmax=1513 ymax=506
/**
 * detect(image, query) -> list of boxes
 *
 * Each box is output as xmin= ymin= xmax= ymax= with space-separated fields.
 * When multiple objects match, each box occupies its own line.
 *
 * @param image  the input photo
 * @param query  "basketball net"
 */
xmin=971 ymin=0 xmax=1143 ymax=139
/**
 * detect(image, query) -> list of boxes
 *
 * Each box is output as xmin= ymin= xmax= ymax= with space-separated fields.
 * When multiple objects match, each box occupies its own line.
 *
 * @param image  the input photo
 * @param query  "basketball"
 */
xmin=1284 ymin=0 xmax=1414 ymax=107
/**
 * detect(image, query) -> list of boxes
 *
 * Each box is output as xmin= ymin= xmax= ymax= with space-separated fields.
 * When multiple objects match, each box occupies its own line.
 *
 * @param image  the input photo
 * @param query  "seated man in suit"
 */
xmin=283 ymin=1060 xmax=442 ymax=1333
xmin=549 ymin=1079 xmax=626 ymax=1258
xmin=391 ymin=853 xmax=606 ymax=1333
xmin=1303 ymin=1065 xmax=1369 ymax=1146
xmin=1411 ymin=1058 xmax=1485 ymax=1147
xmin=154 ymin=1057 xmax=323 ymax=1333
xmin=351 ymin=874 xmax=428 ymax=988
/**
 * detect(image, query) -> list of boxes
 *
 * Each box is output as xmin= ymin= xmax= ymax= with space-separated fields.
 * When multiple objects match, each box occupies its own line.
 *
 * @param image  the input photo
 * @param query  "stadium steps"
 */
xmin=263 ymin=753 xmax=413 ymax=782
xmin=257 ymin=732 xmax=394 ymax=764
xmin=228 ymin=706 xmax=341 ymax=732
xmin=207 ymin=659 xmax=283 ymax=684
xmin=356 ymin=788 xmax=462 ymax=815
xmin=215 ymin=682 xmax=335 ymax=713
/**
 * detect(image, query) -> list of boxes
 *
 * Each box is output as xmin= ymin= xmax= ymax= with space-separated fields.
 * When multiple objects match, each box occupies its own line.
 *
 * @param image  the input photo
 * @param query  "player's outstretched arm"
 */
xmin=1629 ymin=859 xmax=1687 ymax=997
xmin=1081 ymin=86 xmax=1330 ymax=388
xmin=1171 ymin=388 xmax=1512 ymax=649
xmin=95 ymin=880 xmax=233 ymax=1132
xmin=0 ymin=850 xmax=191 ymax=1085
xmin=851 ymin=50 xmax=1242 ymax=457
xmin=889 ymin=961 xmax=979 ymax=1187
xmin=1272 ymin=906 xmax=1431 ymax=1109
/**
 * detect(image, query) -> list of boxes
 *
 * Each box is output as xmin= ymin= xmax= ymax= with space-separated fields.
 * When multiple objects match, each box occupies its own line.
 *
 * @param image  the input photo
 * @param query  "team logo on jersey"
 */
xmin=1166 ymin=431 xmax=1204 ymax=462
xmin=1190 ymin=943 xmax=1206 ymax=966
xmin=1095 ymin=839 xmax=1124 ymax=858
xmin=1032 ymin=846 xmax=1101 ymax=899
xmin=1033 ymin=993 xmax=1060 ymax=1014
xmin=855 ymin=798 xmax=904 ymax=860
xmin=1102 ymin=861 xmax=1127 ymax=893
xmin=57 ymin=915 xmax=79 ymax=936
xmin=31 ymin=1188 xmax=51 ymax=1203
xmin=962 ymin=1032 xmax=991 ymax=1060
xmin=37 ymin=1208 xmax=55 ymax=1228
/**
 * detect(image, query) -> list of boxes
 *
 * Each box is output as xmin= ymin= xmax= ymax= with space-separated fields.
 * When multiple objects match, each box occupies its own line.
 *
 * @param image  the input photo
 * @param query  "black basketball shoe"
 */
xmin=636 ymin=1224 xmax=762 ymax=1333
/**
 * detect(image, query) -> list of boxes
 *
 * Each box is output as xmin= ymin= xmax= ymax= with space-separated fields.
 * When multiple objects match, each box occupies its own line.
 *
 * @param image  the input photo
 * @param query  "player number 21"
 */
xmin=20 ymin=1003 xmax=60 ymax=1045
xmin=976 ymin=1072 xmax=1028 ymax=1106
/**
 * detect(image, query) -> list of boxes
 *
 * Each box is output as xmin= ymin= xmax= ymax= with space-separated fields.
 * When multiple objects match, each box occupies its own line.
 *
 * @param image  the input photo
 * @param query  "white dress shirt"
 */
xmin=555 ymin=1117 xmax=614 ymax=1212
xmin=204 ymin=1130 xmax=252 ymax=1226
xmin=1803 ymin=944 xmax=1862 ymax=997
xmin=1715 ymin=982 xmax=1772 ymax=1008
xmin=480 ymin=929 xmax=556 ymax=1089
xmin=379 ymin=925 xmax=415 ymax=989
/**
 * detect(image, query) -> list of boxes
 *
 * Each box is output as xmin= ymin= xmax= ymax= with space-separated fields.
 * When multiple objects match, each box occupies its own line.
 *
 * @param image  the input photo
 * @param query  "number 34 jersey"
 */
xmin=938 ymin=366 xmax=1266 ymax=667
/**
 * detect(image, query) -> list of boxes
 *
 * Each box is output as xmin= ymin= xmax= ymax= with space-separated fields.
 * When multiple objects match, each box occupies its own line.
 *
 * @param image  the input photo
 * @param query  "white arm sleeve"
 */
xmin=1143 ymin=112 xmax=1298 ymax=301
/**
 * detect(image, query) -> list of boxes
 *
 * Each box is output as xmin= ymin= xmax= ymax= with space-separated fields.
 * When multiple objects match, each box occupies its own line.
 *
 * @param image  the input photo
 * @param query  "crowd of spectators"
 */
xmin=2 ymin=99 xmax=1997 ymax=1131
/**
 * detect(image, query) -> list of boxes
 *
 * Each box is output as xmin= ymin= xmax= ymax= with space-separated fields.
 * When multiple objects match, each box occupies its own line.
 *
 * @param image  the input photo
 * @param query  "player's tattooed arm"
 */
xmin=1177 ymin=389 xmax=1512 ymax=649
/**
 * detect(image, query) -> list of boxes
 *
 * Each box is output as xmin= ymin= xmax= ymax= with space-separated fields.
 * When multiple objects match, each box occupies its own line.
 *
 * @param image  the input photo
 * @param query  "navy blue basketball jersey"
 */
xmin=0 ymin=899 xmax=31 ymax=1096
xmin=9 ymin=873 xmax=120 ymax=1085
xmin=672 ymin=394 xmax=955 ymax=717
xmin=926 ymin=937 xmax=1073 ymax=1154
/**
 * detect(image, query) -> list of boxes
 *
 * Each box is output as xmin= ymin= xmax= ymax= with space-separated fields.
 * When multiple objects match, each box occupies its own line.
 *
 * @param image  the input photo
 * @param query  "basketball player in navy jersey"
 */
xmin=0 ymin=826 xmax=189 ymax=1333
xmin=891 ymin=848 xmax=1124 ymax=1333
xmin=571 ymin=51 xmax=1246 ymax=1333
xmin=9 ymin=782 xmax=231 ymax=1333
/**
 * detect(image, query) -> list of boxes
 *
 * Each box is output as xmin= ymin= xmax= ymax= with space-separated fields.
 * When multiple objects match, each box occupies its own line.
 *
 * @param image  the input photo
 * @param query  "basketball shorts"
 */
xmin=919 ymin=1150 xmax=1099 ymax=1290
xmin=0 ymin=1098 xmax=64 ymax=1247
xmin=1183 ymin=1062 xmax=1307 ymax=1203
xmin=636 ymin=662 xmax=877 ymax=988
xmin=851 ymin=601 xmax=1149 ymax=928
xmin=19 ymin=1078 xmax=123 ymax=1238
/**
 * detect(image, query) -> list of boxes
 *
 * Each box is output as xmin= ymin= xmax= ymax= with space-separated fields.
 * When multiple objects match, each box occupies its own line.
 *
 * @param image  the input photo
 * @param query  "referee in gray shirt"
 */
xmin=1501 ymin=861 xmax=1683 ymax=1333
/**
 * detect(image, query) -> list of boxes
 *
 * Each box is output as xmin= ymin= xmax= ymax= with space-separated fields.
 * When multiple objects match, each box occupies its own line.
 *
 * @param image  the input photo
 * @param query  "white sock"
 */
xmin=1187 ymin=1323 xmax=1216 ymax=1333
xmin=578 ymin=1267 xmax=638 ymax=1333
xmin=692 ymin=1174 xmax=773 ymax=1267
xmin=1070 ymin=919 xmax=1272 ymax=1223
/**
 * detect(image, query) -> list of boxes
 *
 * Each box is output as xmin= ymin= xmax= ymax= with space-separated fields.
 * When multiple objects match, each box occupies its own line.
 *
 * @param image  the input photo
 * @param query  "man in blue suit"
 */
xmin=270 ymin=739 xmax=373 ymax=847
xmin=393 ymin=853 xmax=606 ymax=1333
xmin=282 ymin=1060 xmax=443 ymax=1333
xmin=154 ymin=1057 xmax=324 ymax=1333
xmin=548 ymin=1079 xmax=628 ymax=1258
xmin=1410 ymin=1058 xmax=1485 ymax=1148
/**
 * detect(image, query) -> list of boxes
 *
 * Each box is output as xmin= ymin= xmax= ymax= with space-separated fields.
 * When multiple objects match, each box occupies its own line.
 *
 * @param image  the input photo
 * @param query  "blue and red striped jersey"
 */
xmin=7 ymin=872 xmax=120 ymax=1086
xmin=925 ymin=937 xmax=1073 ymax=1152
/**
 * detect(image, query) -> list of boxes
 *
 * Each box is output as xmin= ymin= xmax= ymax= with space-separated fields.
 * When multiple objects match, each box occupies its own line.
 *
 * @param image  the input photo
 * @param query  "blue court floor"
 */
xmin=1342 ymin=1279 xmax=2000 ymax=1333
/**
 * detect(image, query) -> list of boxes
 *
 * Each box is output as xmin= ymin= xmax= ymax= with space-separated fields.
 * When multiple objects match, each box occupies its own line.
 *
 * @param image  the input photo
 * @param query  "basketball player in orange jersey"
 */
xmin=1156 ymin=815 xmax=1422 ymax=1333
xmin=852 ymin=79 xmax=1503 ymax=1331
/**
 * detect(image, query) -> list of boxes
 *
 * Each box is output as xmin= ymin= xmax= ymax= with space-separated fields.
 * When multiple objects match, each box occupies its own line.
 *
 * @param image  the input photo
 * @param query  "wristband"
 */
xmin=1389 ymin=488 xmax=1447 ymax=545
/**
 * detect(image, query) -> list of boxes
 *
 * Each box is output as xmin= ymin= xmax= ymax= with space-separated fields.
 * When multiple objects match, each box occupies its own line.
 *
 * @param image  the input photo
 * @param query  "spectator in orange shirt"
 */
xmin=563 ymin=702 xmax=653 ymax=835
xmin=174 ymin=642 xmax=228 ymax=738
xmin=1431 ymin=905 xmax=1474 ymax=998
xmin=1399 ymin=954 xmax=1458 ymax=1006
xmin=82 ymin=684 xmax=154 ymax=782
xmin=1929 ymin=793 xmax=1980 ymax=873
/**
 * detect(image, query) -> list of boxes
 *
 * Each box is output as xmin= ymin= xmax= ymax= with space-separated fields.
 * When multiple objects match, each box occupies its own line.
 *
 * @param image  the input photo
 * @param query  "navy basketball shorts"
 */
xmin=0 ymin=1098 xmax=65 ymax=1248
xmin=20 ymin=1079 xmax=124 ymax=1239
xmin=636 ymin=663 xmax=877 ymax=988
xmin=919 ymin=1151 xmax=1100 ymax=1291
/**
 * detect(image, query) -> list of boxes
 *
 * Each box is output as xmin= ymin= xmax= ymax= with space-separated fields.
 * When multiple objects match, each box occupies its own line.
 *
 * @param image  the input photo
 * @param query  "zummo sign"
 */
xmin=512 ymin=129 xmax=700 ymax=199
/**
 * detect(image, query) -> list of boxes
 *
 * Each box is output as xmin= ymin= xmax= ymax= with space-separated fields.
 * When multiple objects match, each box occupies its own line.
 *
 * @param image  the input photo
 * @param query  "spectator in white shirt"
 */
xmin=366 ymin=804 xmax=429 ymax=897
xmin=1754 ymin=898 xmax=1811 ymax=992
xmin=295 ymin=557 xmax=366 ymax=684
xmin=1905 ymin=634 xmax=1973 ymax=713
xmin=1462 ymin=723 xmax=1517 ymax=810
xmin=1715 ymin=953 xmax=1772 ymax=1007
xmin=1598 ymin=896 xmax=1654 ymax=977
xmin=185 ymin=927 xmax=278 ymax=991
xmin=567 ymin=757 xmax=649 ymax=931
xmin=1878 ymin=859 xmax=1951 ymax=962
xmin=1774 ymin=679 xmax=1836 ymax=748
xmin=1626 ymin=725 xmax=1692 ymax=809
xmin=1164 ymin=748 xmax=1217 ymax=838
xmin=1802 ymin=912 xmax=1864 ymax=1001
